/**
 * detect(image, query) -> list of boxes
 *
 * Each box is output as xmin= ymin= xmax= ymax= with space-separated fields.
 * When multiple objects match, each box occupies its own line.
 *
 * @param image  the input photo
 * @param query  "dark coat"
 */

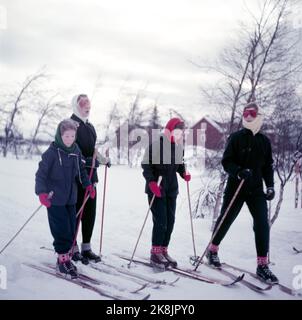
xmin=71 ymin=114 xmax=98 ymax=183
xmin=35 ymin=142 xmax=91 ymax=206
xmin=222 ymin=128 xmax=274 ymax=195
xmin=142 ymin=135 xmax=186 ymax=197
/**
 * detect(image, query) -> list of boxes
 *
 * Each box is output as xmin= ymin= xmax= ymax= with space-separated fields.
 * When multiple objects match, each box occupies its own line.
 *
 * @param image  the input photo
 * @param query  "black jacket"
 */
xmin=222 ymin=128 xmax=274 ymax=195
xmin=35 ymin=142 xmax=91 ymax=205
xmin=71 ymin=114 xmax=98 ymax=183
xmin=142 ymin=135 xmax=186 ymax=197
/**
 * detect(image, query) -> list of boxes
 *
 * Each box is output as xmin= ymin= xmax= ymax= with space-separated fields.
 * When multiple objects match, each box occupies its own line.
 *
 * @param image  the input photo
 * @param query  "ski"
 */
xmin=90 ymin=261 xmax=174 ymax=287
xmin=293 ymin=247 xmax=302 ymax=254
xmin=221 ymin=262 xmax=301 ymax=297
xmin=40 ymin=246 xmax=173 ymax=287
xmin=43 ymin=262 xmax=148 ymax=295
xmin=43 ymin=262 xmax=100 ymax=285
xmin=202 ymin=263 xmax=272 ymax=293
xmin=116 ymin=254 xmax=243 ymax=287
xmin=24 ymin=263 xmax=150 ymax=300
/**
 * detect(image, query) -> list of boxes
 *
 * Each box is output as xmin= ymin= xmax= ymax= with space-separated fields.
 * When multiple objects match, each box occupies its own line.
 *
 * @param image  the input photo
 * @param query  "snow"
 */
xmin=0 ymin=156 xmax=301 ymax=300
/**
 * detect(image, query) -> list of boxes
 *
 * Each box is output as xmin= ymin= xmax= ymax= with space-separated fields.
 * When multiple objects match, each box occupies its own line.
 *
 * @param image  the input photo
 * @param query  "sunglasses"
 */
xmin=243 ymin=109 xmax=257 ymax=118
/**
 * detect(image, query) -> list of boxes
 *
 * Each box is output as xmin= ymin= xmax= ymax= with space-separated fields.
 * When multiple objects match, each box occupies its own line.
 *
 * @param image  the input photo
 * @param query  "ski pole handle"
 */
xmin=48 ymin=191 xmax=54 ymax=200
xmin=157 ymin=176 xmax=163 ymax=186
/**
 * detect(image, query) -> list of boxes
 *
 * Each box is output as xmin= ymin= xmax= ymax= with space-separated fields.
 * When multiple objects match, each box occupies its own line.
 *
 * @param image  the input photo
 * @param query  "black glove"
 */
xmin=265 ymin=187 xmax=275 ymax=201
xmin=237 ymin=168 xmax=252 ymax=180
xmin=106 ymin=159 xmax=111 ymax=168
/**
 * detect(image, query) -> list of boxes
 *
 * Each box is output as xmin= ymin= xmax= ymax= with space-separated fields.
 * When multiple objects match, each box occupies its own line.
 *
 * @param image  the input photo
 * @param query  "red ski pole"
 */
xmin=128 ymin=176 xmax=162 ymax=268
xmin=70 ymin=150 xmax=97 ymax=257
xmin=99 ymin=150 xmax=109 ymax=259
xmin=186 ymin=178 xmax=198 ymax=263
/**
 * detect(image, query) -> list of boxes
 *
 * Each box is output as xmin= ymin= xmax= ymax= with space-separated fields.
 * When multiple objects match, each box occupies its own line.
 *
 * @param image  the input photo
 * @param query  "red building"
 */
xmin=189 ymin=116 xmax=225 ymax=150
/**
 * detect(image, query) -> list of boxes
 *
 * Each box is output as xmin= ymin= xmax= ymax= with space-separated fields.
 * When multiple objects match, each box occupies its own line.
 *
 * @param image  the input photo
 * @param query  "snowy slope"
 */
xmin=0 ymin=156 xmax=301 ymax=300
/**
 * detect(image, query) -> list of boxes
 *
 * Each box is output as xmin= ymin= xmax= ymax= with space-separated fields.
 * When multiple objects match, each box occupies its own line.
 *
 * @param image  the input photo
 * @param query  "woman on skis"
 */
xmin=142 ymin=118 xmax=191 ymax=269
xmin=206 ymin=102 xmax=278 ymax=284
xmin=70 ymin=94 xmax=110 ymax=264
xmin=35 ymin=119 xmax=95 ymax=279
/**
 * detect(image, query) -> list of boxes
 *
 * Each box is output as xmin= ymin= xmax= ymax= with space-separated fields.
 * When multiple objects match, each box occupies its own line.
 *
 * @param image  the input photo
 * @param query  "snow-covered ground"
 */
xmin=0 ymin=156 xmax=301 ymax=300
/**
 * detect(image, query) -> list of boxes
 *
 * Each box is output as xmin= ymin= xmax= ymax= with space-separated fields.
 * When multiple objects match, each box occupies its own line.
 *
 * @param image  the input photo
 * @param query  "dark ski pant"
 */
xmin=148 ymin=195 xmax=177 ymax=247
xmin=76 ymin=185 xmax=97 ymax=245
xmin=212 ymin=191 xmax=269 ymax=257
xmin=47 ymin=205 xmax=76 ymax=254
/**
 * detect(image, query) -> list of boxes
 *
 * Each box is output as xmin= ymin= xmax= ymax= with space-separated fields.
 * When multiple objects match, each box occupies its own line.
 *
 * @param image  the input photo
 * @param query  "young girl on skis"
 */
xmin=35 ymin=119 xmax=95 ymax=279
xmin=142 ymin=118 xmax=191 ymax=269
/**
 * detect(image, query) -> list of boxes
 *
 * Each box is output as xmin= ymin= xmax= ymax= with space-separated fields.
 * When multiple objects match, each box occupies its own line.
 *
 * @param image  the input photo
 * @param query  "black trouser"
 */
xmin=148 ymin=195 xmax=177 ymax=247
xmin=76 ymin=185 xmax=97 ymax=245
xmin=212 ymin=191 xmax=269 ymax=257
xmin=47 ymin=205 xmax=76 ymax=254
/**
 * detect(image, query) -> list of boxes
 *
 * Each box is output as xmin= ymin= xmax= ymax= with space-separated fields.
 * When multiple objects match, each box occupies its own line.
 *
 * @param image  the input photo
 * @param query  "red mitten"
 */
xmin=183 ymin=172 xmax=191 ymax=182
xmin=39 ymin=193 xmax=51 ymax=208
xmin=148 ymin=181 xmax=162 ymax=198
xmin=86 ymin=184 xmax=96 ymax=199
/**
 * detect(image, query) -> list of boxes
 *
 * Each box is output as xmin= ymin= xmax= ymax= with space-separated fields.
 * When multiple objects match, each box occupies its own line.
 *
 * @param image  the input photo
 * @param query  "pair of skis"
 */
xmin=221 ymin=262 xmax=302 ymax=297
xmin=24 ymin=262 xmax=150 ymax=300
xmin=116 ymin=254 xmax=301 ymax=296
xmin=117 ymin=254 xmax=246 ymax=288
xmin=40 ymin=246 xmax=179 ymax=288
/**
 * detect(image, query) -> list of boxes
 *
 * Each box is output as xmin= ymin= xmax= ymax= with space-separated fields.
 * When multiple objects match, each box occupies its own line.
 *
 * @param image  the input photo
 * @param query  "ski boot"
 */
xmin=150 ymin=253 xmax=170 ymax=270
xmin=82 ymin=250 xmax=101 ymax=263
xmin=256 ymin=264 xmax=279 ymax=284
xmin=71 ymin=251 xmax=89 ymax=265
xmin=56 ymin=254 xmax=78 ymax=279
xmin=162 ymin=247 xmax=177 ymax=267
xmin=206 ymin=250 xmax=222 ymax=268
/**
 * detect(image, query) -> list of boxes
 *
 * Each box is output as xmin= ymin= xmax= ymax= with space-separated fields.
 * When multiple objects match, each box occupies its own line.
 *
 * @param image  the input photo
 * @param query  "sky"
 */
xmin=0 ymin=0 xmax=300 ymax=136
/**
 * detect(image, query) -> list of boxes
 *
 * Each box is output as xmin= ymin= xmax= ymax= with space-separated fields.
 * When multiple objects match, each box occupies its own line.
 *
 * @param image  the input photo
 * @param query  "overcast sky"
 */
xmin=0 ymin=0 xmax=294 ymax=131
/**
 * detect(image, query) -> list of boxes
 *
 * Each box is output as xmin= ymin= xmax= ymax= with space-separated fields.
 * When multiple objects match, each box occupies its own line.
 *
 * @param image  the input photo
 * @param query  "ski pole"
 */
xmin=99 ymin=151 xmax=109 ymax=258
xmin=194 ymin=179 xmax=245 ymax=271
xmin=70 ymin=150 xmax=97 ymax=257
xmin=186 ymin=178 xmax=198 ymax=263
xmin=0 ymin=191 xmax=54 ymax=255
xmin=128 ymin=176 xmax=162 ymax=268
xmin=268 ymin=200 xmax=272 ymax=264
xmin=76 ymin=193 xmax=91 ymax=218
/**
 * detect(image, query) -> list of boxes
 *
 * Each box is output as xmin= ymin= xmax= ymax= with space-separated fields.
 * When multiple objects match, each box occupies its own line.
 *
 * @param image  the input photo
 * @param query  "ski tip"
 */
xmin=143 ymin=293 xmax=151 ymax=300
xmin=293 ymin=247 xmax=301 ymax=253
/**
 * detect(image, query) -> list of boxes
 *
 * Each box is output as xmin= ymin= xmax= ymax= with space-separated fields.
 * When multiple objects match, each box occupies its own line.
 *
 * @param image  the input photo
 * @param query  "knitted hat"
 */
xmin=164 ymin=117 xmax=185 ymax=143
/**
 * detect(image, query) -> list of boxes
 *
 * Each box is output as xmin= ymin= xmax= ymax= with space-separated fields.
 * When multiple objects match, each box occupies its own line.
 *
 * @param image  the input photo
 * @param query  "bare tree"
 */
xmin=270 ymin=84 xmax=302 ymax=225
xmin=149 ymin=105 xmax=161 ymax=129
xmin=191 ymin=0 xmax=302 ymax=225
xmin=27 ymin=94 xmax=69 ymax=156
xmin=2 ymin=70 xmax=47 ymax=157
xmin=103 ymin=102 xmax=123 ymax=143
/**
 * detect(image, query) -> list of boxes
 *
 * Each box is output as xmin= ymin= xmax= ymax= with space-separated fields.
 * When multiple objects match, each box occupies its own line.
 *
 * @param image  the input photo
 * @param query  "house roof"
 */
xmin=192 ymin=116 xmax=224 ymax=133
